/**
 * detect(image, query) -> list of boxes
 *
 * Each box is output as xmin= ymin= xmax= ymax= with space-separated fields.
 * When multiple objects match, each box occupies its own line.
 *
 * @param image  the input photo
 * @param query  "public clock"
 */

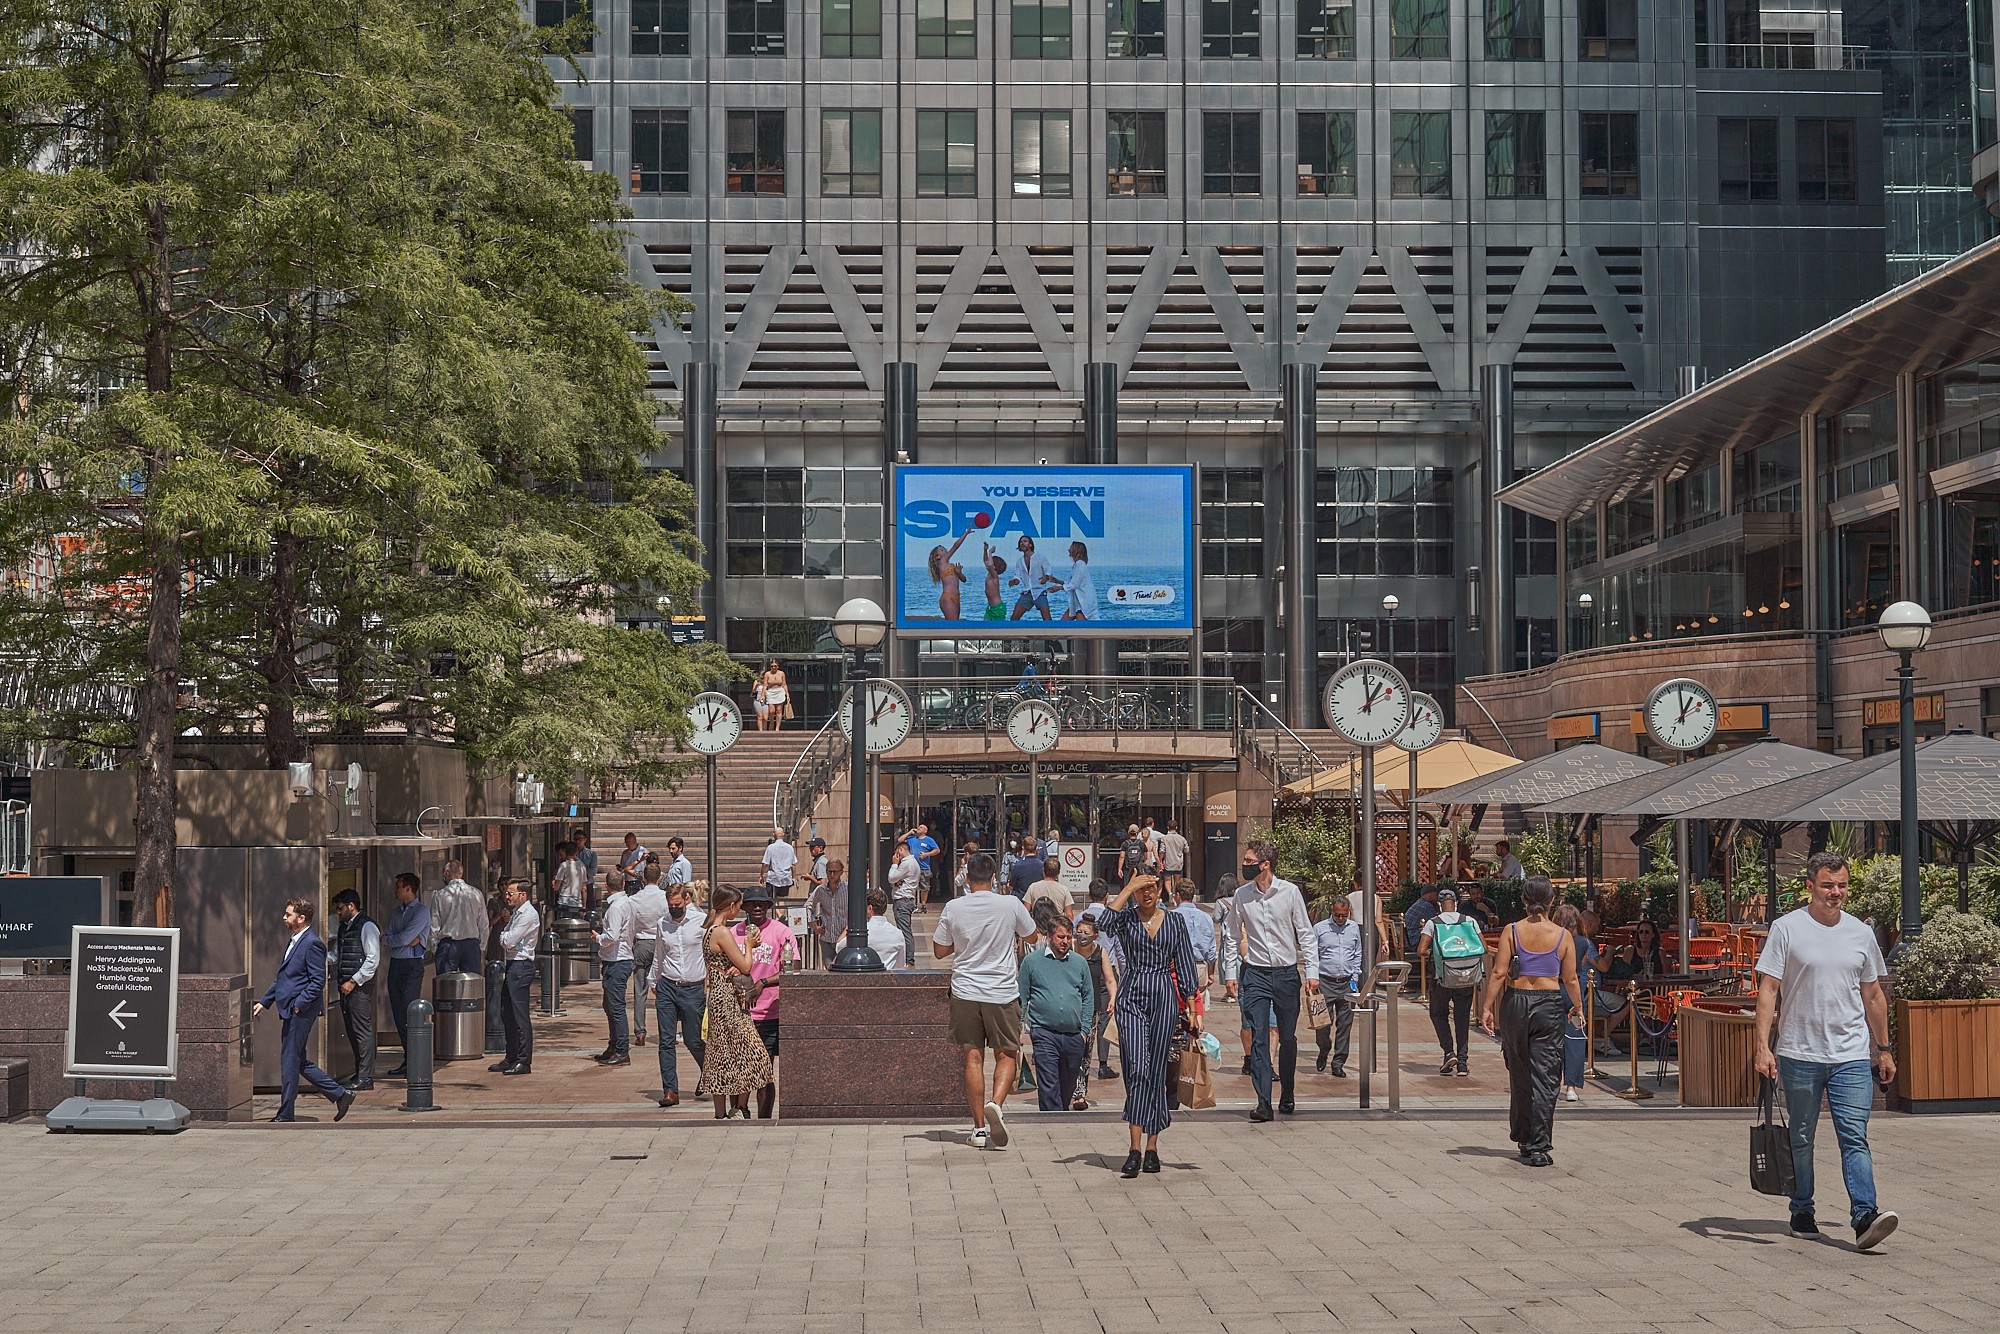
xmin=838 ymin=679 xmax=914 ymax=753
xmin=1394 ymin=692 xmax=1444 ymax=752
xmin=1005 ymin=697 xmax=1061 ymax=754
xmin=1322 ymin=658 xmax=1413 ymax=747
xmin=1643 ymin=677 xmax=1719 ymax=752
xmin=684 ymin=692 xmax=743 ymax=755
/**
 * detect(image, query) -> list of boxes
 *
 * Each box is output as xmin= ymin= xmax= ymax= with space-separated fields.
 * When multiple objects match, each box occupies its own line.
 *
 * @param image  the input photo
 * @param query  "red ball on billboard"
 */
xmin=973 ymin=511 xmax=992 ymax=528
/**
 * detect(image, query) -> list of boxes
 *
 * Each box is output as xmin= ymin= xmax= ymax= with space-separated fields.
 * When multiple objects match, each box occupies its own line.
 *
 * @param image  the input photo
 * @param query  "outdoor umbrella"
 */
xmin=1280 ymin=738 xmax=1520 ymax=796
xmin=1675 ymin=730 xmax=2000 ymax=913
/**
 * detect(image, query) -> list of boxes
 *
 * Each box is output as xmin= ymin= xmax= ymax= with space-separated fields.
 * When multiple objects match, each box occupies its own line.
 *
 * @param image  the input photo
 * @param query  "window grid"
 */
xmin=1297 ymin=0 xmax=1355 ymax=58
xmin=725 ymin=0 xmax=786 ymax=55
xmin=917 ymin=109 xmax=978 ymax=197
xmin=1202 ymin=111 xmax=1262 ymax=196
xmin=1578 ymin=0 xmax=1637 ymax=59
xmin=917 ymin=0 xmax=978 ymax=57
xmin=1391 ymin=111 xmax=1452 ymax=198
xmin=1485 ymin=111 xmax=1546 ymax=199
xmin=1108 ymin=111 xmax=1168 ymax=195
xmin=1013 ymin=110 xmax=1074 ymax=197
xmin=822 ymin=109 xmax=883 ymax=197
xmin=1797 ymin=118 xmax=1857 ymax=202
xmin=568 ymin=108 xmax=595 ymax=166
xmin=1201 ymin=0 xmax=1260 ymax=59
xmin=727 ymin=469 xmax=884 ymax=580
xmin=1201 ymin=468 xmax=1265 ymax=576
xmin=1012 ymin=1 xmax=1073 ymax=58
xmin=630 ymin=109 xmax=691 ymax=194
xmin=1314 ymin=467 xmax=1455 ymax=578
xmin=632 ymin=0 xmax=691 ymax=55
xmin=821 ymin=0 xmax=882 ymax=57
xmin=1719 ymin=117 xmax=1780 ymax=202
xmin=1390 ymin=0 xmax=1449 ymax=59
xmin=1297 ymin=111 xmax=1357 ymax=196
xmin=534 ymin=0 xmax=595 ymax=51
xmin=725 ymin=110 xmax=786 ymax=195
xmin=1579 ymin=111 xmax=1640 ymax=197
xmin=1107 ymin=0 xmax=1167 ymax=57
xmin=1484 ymin=0 xmax=1544 ymax=59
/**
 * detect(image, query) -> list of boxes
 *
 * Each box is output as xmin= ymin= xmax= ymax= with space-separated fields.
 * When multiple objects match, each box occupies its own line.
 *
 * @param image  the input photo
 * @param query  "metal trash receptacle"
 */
xmin=432 ymin=971 xmax=486 ymax=1061
xmin=555 ymin=915 xmax=592 ymax=985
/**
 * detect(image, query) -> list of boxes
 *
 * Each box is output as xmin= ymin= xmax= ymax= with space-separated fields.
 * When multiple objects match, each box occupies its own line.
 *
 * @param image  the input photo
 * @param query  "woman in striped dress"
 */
xmin=1098 ymin=873 xmax=1203 ymax=1179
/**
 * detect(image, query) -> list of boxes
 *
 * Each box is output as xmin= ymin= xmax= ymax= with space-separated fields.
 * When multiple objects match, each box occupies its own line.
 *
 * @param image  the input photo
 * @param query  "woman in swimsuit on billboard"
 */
xmin=926 ymin=521 xmax=978 ymax=620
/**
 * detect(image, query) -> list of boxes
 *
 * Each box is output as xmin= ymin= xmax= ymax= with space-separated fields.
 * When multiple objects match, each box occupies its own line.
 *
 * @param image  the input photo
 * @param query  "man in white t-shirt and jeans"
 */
xmin=761 ymin=827 xmax=797 ymax=898
xmin=932 ymin=850 xmax=1037 ymax=1150
xmin=1754 ymin=851 xmax=1900 ymax=1250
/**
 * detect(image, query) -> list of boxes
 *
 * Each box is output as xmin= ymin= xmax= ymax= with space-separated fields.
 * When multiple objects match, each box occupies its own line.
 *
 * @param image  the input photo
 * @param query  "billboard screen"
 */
xmin=894 ymin=466 xmax=1195 ymax=635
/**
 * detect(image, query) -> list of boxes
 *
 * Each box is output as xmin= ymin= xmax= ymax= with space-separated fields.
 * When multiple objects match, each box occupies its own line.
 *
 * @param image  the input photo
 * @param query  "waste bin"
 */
xmin=432 ymin=971 xmax=486 ymax=1061
xmin=555 ymin=914 xmax=592 ymax=985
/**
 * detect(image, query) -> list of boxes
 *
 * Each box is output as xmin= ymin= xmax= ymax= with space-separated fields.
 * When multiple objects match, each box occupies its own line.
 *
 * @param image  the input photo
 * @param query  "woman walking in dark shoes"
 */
xmin=1098 ymin=874 xmax=1203 ymax=1179
xmin=1480 ymin=877 xmax=1584 ymax=1167
xmin=698 ymin=885 xmax=772 ymax=1120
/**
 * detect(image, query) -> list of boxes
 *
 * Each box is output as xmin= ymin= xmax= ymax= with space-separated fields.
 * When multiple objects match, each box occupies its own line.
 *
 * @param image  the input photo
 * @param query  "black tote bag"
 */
xmin=1749 ymin=1075 xmax=1795 ymax=1197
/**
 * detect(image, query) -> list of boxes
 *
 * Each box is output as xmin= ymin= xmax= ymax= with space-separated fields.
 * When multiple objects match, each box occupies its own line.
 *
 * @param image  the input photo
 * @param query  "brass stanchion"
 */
xmin=1584 ymin=982 xmax=1601 ymax=1079
xmin=1615 ymin=988 xmax=1652 ymax=1101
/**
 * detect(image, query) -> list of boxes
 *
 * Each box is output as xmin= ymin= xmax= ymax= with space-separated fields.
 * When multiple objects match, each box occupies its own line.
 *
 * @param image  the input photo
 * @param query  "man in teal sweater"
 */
xmin=1018 ymin=915 xmax=1096 ymax=1111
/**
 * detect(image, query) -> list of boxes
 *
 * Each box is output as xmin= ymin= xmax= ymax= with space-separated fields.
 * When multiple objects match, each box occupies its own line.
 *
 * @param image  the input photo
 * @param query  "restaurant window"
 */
xmin=1297 ymin=111 xmax=1357 ymax=196
xmin=632 ymin=0 xmax=691 ymax=55
xmin=1108 ymin=0 xmax=1166 ymax=57
xmin=917 ymin=0 xmax=977 ymax=57
xmin=1298 ymin=0 xmax=1355 ymax=58
xmin=1824 ymin=391 xmax=1898 ymax=501
xmin=1201 ymin=468 xmax=1265 ymax=575
xmin=1578 ymin=0 xmax=1636 ymax=59
xmin=1663 ymin=465 xmax=1721 ymax=537
xmin=1391 ymin=111 xmax=1451 ymax=198
xmin=1013 ymin=1 xmax=1072 ymax=57
xmin=1797 ymin=118 xmax=1857 ymax=202
xmin=1316 ymin=467 xmax=1455 ymax=578
xmin=725 ymin=110 xmax=786 ymax=195
xmin=1733 ymin=433 xmax=1801 ymax=513
xmin=1941 ymin=494 xmax=2000 ymax=612
xmin=534 ymin=0 xmax=595 ymax=51
xmin=1202 ymin=112 xmax=1261 ymax=196
xmin=1927 ymin=352 xmax=2000 ymax=470
xmin=630 ymin=109 xmax=691 ymax=194
xmin=1835 ymin=514 xmax=1900 ymax=628
xmin=1108 ymin=111 xmax=1168 ymax=195
xmin=1579 ymin=111 xmax=1639 ymax=197
xmin=1201 ymin=0 xmax=1260 ymax=59
xmin=1719 ymin=117 xmax=1780 ymax=201
xmin=1604 ymin=489 xmax=1655 ymax=557
xmin=916 ymin=110 xmax=978 ymax=196
xmin=1485 ymin=0 xmax=1543 ymax=59
xmin=1390 ymin=0 xmax=1448 ymax=58
xmin=822 ymin=110 xmax=883 ymax=197
xmin=568 ymin=108 xmax=595 ymax=166
xmin=822 ymin=0 xmax=882 ymax=57
xmin=1485 ymin=111 xmax=1545 ymax=198
xmin=1566 ymin=510 xmax=1599 ymax=569
xmin=1013 ymin=111 xmax=1072 ymax=197
xmin=726 ymin=0 xmax=786 ymax=55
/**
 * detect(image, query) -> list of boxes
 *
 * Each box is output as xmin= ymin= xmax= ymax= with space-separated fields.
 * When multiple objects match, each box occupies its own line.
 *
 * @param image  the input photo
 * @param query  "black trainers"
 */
xmin=1854 ymin=1210 xmax=1899 ymax=1251
xmin=1789 ymin=1211 xmax=1821 ymax=1239
xmin=1439 ymin=1056 xmax=1457 ymax=1076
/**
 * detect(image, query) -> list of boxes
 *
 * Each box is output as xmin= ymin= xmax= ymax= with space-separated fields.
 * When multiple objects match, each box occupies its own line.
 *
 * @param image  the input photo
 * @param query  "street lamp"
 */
xmin=831 ymin=597 xmax=888 ymax=972
xmin=1877 ymin=600 xmax=1931 ymax=954
xmin=1382 ymin=592 xmax=1399 ymax=667
xmin=1576 ymin=591 xmax=1595 ymax=650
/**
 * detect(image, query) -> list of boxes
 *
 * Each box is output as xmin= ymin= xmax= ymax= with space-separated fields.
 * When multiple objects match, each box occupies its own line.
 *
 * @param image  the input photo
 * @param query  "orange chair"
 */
xmin=1687 ymin=937 xmax=1727 ymax=974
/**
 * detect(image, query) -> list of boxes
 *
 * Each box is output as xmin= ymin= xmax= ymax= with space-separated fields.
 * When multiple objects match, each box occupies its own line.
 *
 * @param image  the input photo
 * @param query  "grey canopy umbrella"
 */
xmin=1421 ymin=744 xmax=1665 ymax=895
xmin=1676 ymin=730 xmax=2000 ymax=913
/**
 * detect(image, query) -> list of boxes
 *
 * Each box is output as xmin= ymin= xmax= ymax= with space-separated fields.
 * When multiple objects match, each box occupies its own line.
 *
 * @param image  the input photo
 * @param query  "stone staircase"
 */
xmin=596 ymin=731 xmax=820 ymax=890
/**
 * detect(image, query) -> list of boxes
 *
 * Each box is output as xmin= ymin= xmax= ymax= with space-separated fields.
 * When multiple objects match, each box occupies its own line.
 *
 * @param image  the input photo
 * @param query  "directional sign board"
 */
xmin=66 ymin=927 xmax=180 ymax=1080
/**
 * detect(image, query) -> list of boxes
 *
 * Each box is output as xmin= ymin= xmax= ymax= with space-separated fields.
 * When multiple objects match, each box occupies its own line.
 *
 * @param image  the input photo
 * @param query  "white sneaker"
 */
xmin=966 ymin=1126 xmax=990 ymax=1149
xmin=1564 ymin=1086 xmax=1579 ymax=1102
xmin=984 ymin=1100 xmax=1009 ymax=1149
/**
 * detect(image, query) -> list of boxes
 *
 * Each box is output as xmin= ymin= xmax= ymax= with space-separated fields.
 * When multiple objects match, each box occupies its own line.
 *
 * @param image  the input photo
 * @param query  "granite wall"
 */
xmin=781 ymin=972 xmax=965 ymax=1120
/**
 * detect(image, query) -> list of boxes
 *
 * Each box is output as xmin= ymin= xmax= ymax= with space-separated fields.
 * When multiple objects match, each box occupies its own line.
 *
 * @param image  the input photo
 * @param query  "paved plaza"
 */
xmin=4 ymin=1110 xmax=1992 ymax=1334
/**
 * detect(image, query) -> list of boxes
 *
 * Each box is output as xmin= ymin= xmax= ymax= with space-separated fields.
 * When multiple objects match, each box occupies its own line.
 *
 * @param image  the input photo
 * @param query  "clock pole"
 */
xmin=831 ymin=599 xmax=888 ymax=972
xmin=1029 ymin=752 xmax=1040 ymax=853
xmin=1359 ymin=740 xmax=1378 ymax=1103
xmin=706 ymin=753 xmax=719 ymax=889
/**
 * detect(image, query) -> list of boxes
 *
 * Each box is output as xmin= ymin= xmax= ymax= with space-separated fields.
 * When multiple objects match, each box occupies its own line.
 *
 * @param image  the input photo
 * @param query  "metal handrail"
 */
xmin=1228 ymin=684 xmax=1334 ymax=788
xmin=774 ymin=713 xmax=848 ymax=838
xmin=1695 ymin=41 xmax=1870 ymax=71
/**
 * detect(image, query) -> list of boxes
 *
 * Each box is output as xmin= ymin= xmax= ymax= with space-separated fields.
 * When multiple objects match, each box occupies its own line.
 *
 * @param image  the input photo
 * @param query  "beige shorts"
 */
xmin=948 ymin=995 xmax=1023 ymax=1051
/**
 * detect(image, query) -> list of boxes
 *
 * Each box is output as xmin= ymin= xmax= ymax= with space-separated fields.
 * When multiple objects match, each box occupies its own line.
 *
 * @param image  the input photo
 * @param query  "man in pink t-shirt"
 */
xmin=734 ymin=887 xmax=797 ymax=1119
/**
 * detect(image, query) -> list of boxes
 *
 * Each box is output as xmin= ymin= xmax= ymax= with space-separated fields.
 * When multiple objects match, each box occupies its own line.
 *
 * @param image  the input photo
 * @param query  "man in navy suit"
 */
xmin=254 ymin=897 xmax=355 ymax=1123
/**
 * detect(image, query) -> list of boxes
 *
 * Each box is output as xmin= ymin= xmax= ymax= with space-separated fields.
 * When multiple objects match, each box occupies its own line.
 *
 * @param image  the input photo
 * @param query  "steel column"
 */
xmin=1281 ymin=364 xmax=1319 ymax=731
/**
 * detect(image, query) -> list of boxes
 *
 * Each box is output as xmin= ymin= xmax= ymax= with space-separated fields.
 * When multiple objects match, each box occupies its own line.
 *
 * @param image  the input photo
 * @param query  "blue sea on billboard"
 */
xmin=893 ymin=466 xmax=1194 ymax=632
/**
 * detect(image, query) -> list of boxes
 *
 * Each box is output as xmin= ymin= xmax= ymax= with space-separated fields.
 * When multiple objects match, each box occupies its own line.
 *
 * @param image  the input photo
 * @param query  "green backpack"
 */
xmin=1430 ymin=918 xmax=1487 ymax=990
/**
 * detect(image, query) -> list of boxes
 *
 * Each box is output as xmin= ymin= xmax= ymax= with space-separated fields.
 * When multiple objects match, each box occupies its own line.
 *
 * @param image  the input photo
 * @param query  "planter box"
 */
xmin=1894 ymin=998 xmax=2000 ymax=1113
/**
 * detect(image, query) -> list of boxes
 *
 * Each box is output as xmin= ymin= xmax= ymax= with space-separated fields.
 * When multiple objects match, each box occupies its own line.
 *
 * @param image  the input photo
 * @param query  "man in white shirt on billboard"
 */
xmin=1008 ymin=535 xmax=1053 ymax=620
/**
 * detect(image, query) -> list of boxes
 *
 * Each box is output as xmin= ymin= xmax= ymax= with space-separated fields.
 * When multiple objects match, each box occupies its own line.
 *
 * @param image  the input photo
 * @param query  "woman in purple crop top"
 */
xmin=1480 ymin=877 xmax=1584 ymax=1167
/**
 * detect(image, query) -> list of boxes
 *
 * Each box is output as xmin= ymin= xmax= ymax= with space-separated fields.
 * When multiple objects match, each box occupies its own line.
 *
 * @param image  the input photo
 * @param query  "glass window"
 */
xmin=1317 ymin=618 xmax=1456 ymax=705
xmin=1013 ymin=1 xmax=1072 ymax=58
xmin=1579 ymin=111 xmax=1640 ymax=197
xmin=1108 ymin=0 xmax=1167 ymax=57
xmin=1927 ymin=353 xmax=2000 ymax=468
xmin=1201 ymin=0 xmax=1260 ymax=59
xmin=568 ymin=108 xmax=595 ymax=165
xmin=632 ymin=0 xmax=691 ymax=55
xmin=1485 ymin=111 xmax=1545 ymax=198
xmin=1797 ymin=118 xmax=1857 ymax=202
xmin=725 ymin=110 xmax=786 ymax=195
xmin=1108 ymin=111 xmax=1168 ymax=195
xmin=1836 ymin=514 xmax=1899 ymax=628
xmin=1298 ymin=0 xmax=1355 ymax=58
xmin=726 ymin=0 xmax=786 ymax=55
xmin=1604 ymin=489 xmax=1654 ymax=556
xmin=822 ymin=0 xmax=882 ymax=57
xmin=822 ymin=110 xmax=883 ymax=196
xmin=1578 ymin=0 xmax=1637 ymax=59
xmin=1941 ymin=494 xmax=2000 ymax=612
xmin=1718 ymin=117 xmax=1779 ymax=201
xmin=918 ymin=0 xmax=978 ymax=57
xmin=916 ymin=110 xmax=978 ymax=197
xmin=1390 ymin=0 xmax=1448 ymax=58
xmin=631 ymin=109 xmax=691 ymax=194
xmin=1485 ymin=0 xmax=1543 ymax=59
xmin=1391 ymin=111 xmax=1451 ymax=197
xmin=1202 ymin=112 xmax=1261 ymax=195
xmin=1315 ymin=467 xmax=1455 ymax=580
xmin=1012 ymin=111 xmax=1073 ymax=196
xmin=1566 ymin=510 xmax=1599 ymax=568
xmin=1824 ymin=392 xmax=1899 ymax=501
xmin=1733 ymin=434 xmax=1802 ymax=513
xmin=1201 ymin=468 xmax=1265 ymax=576
xmin=534 ymin=0 xmax=595 ymax=51
xmin=1663 ymin=465 xmax=1721 ymax=537
xmin=1297 ymin=111 xmax=1357 ymax=196
xmin=726 ymin=469 xmax=810 ymax=576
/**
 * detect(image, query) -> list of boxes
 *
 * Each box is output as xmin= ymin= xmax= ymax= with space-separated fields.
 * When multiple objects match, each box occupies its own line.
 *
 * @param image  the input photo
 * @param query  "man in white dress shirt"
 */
xmin=646 ymin=881 xmax=708 ymax=1107
xmin=839 ymin=886 xmax=906 ymax=971
xmin=1231 ymin=838 xmax=1319 ymax=1122
xmin=627 ymin=864 xmax=670 ymax=1048
xmin=492 ymin=880 xmax=540 ymax=1075
xmin=426 ymin=860 xmax=488 ymax=976
xmin=593 ymin=875 xmax=638 ymax=1066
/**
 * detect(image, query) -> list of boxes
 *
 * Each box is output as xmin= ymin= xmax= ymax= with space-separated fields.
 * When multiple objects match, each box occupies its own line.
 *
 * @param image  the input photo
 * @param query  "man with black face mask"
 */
xmin=646 ymin=882 xmax=708 ymax=1108
xmin=1230 ymin=839 xmax=1320 ymax=1121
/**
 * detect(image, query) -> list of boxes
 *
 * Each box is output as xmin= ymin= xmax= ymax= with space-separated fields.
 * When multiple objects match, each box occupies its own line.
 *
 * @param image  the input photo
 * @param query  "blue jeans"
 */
xmin=1778 ymin=1055 xmax=1878 ymax=1226
xmin=1030 ymin=1026 xmax=1086 ymax=1111
xmin=601 ymin=960 xmax=634 ymax=1054
xmin=1240 ymin=964 xmax=1300 ymax=1106
xmin=1563 ymin=1013 xmax=1587 ymax=1088
xmin=654 ymin=979 xmax=708 ymax=1095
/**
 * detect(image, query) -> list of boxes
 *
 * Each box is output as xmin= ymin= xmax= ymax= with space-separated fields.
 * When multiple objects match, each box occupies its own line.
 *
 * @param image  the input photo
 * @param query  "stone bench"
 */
xmin=0 ymin=1056 xmax=26 ymax=1121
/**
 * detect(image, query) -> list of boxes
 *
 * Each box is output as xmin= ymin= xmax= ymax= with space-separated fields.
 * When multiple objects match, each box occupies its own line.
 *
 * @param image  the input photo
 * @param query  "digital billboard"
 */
xmin=894 ymin=466 xmax=1195 ymax=635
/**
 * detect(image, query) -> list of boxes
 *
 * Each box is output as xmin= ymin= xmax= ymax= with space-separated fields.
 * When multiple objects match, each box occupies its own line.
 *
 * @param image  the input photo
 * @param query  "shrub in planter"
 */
xmin=1895 ymin=911 xmax=2000 ymax=1002
xmin=1893 ymin=910 xmax=2000 ymax=1108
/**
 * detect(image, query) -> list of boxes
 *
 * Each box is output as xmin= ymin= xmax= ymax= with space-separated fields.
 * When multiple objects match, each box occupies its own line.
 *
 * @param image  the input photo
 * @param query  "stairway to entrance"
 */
xmin=596 ymin=731 xmax=818 ymax=888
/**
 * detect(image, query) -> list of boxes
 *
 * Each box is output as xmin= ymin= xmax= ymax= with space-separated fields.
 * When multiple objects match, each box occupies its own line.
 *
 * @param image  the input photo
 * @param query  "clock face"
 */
xmin=684 ymin=692 xmax=742 ymax=755
xmin=1005 ymin=698 xmax=1061 ymax=754
xmin=1322 ymin=658 xmax=1413 ymax=747
xmin=1394 ymin=692 xmax=1444 ymax=752
xmin=1643 ymin=677 xmax=1719 ymax=752
xmin=838 ymin=680 xmax=914 ymax=753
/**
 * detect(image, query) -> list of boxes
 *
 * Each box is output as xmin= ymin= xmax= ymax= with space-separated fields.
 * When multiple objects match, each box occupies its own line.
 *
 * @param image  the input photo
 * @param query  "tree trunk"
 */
xmin=132 ymin=530 xmax=182 ymax=928
xmin=261 ymin=529 xmax=305 ymax=768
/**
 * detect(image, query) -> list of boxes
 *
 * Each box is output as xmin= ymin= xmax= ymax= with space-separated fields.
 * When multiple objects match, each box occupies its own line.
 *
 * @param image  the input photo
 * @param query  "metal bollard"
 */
xmin=539 ymin=952 xmax=557 ymax=1015
xmin=1356 ymin=1003 xmax=1377 ymax=1110
xmin=1364 ymin=963 xmax=1411 ymax=1114
xmin=485 ymin=959 xmax=508 ymax=1054
xmin=401 ymin=999 xmax=441 ymax=1112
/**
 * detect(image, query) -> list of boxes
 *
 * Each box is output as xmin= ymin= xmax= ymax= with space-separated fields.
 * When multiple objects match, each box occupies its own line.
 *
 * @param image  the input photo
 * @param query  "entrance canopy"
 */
xmin=1675 ymin=731 xmax=2000 ymax=824
xmin=1420 ymin=743 xmax=1663 ymax=808
xmin=1279 ymin=739 xmax=1519 ymax=796
xmin=1533 ymin=738 xmax=1849 ymax=818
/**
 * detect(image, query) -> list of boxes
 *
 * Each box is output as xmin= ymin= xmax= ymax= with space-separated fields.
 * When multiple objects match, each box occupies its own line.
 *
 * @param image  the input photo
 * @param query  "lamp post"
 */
xmin=1576 ymin=590 xmax=1593 ymax=650
xmin=831 ymin=597 xmax=888 ymax=972
xmin=1381 ymin=592 xmax=1399 ymax=668
xmin=1877 ymin=600 xmax=1932 ymax=955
